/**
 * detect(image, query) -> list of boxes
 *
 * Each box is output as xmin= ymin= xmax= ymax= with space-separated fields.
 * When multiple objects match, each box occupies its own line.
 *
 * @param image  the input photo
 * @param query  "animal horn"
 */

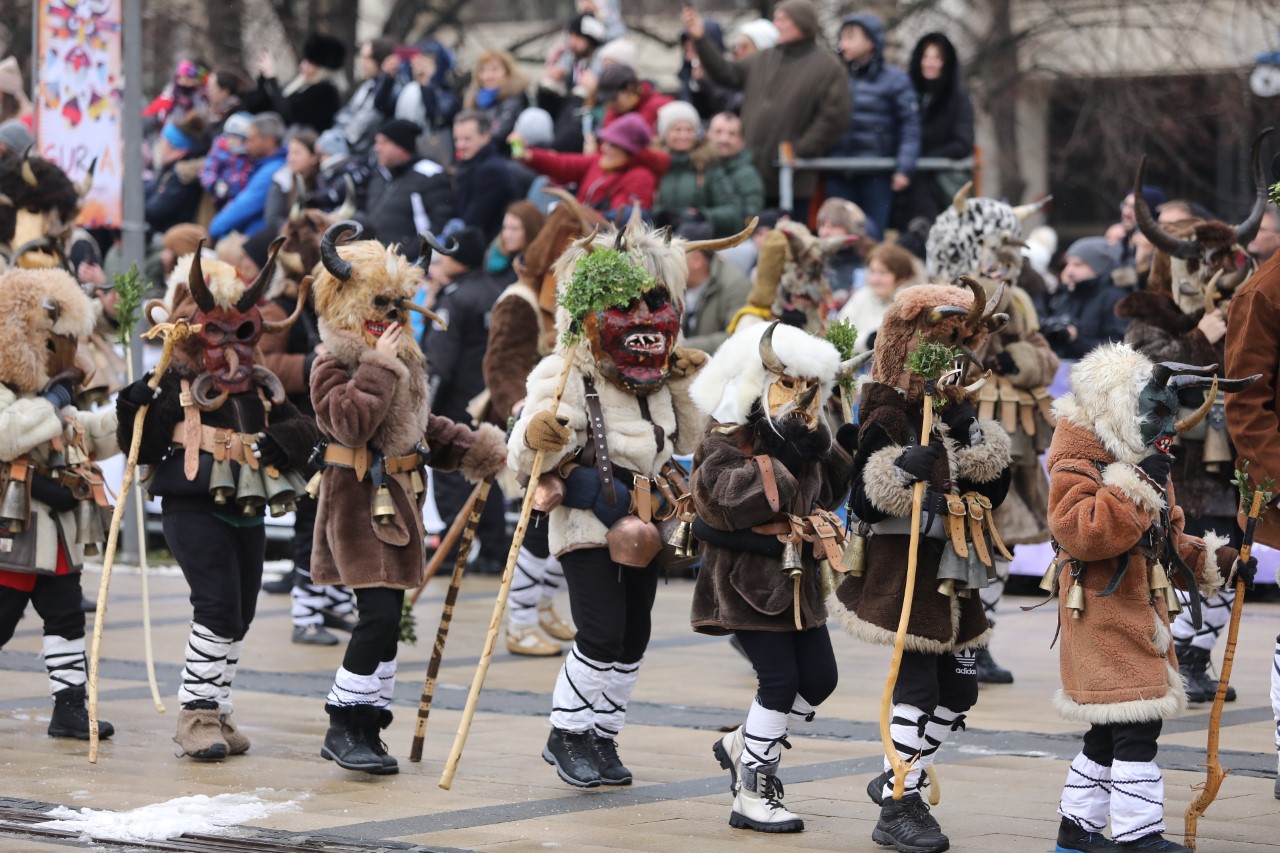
xmin=21 ymin=146 xmax=38 ymax=187
xmin=926 ymin=305 xmax=969 ymax=326
xmin=190 ymin=372 xmax=229 ymax=411
xmin=262 ymin=275 xmax=312 ymax=335
xmin=415 ymin=231 xmax=459 ymax=272
xmin=952 ymin=180 xmax=972 ymax=213
xmin=758 ymin=321 xmax=786 ymax=375
xmin=78 ymin=157 xmax=97 ymax=198
xmin=289 ymin=174 xmax=307 ymax=224
xmin=836 ymin=350 xmax=874 ymax=379
xmin=1233 ymin=127 xmax=1274 ymax=246
xmin=964 ymin=369 xmax=992 ymax=394
xmin=187 ymin=239 xmax=216 ymax=313
xmin=572 ymin=225 xmax=600 ymax=255
xmin=545 ymin=188 xmax=594 ymax=232
xmin=398 ymin=300 xmax=449 ymax=331
xmin=614 ymin=225 xmax=628 ymax=252
xmin=42 ymin=296 xmax=60 ymax=323
xmin=625 ymin=201 xmax=644 ymax=233
xmin=252 ymin=365 xmax=287 ymax=404
xmin=236 ymin=236 xmax=286 ymax=312
xmin=0 ymin=193 xmax=12 ymax=208
xmin=320 ymin=220 xmax=362 ymax=282
xmin=1175 ymin=375 xmax=1218 ymax=435
xmin=682 ymin=217 xmax=759 ymax=255
xmin=959 ymin=275 xmax=987 ymax=324
xmin=1133 ymin=157 xmax=1200 ymax=260
xmin=1011 ymin=195 xmax=1051 ymax=221
xmin=959 ymin=346 xmax=985 ymax=371
xmin=985 ymin=312 xmax=1010 ymax=334
xmin=334 ymin=174 xmax=357 ymax=220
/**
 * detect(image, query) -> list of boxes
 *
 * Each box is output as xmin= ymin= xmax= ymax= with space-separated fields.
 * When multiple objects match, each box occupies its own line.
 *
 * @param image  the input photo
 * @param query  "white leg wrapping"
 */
xmin=1109 ymin=759 xmax=1164 ymax=842
xmin=376 ymin=658 xmax=397 ymax=709
xmin=217 ymin=639 xmax=242 ymax=714
xmin=789 ymin=694 xmax=817 ymax=726
xmin=593 ymin=659 xmax=641 ymax=739
xmin=508 ymin=545 xmax=544 ymax=629
xmin=537 ymin=553 xmax=565 ymax=605
xmin=1271 ymin=634 xmax=1280 ymax=751
xmin=326 ymin=666 xmax=382 ymax=707
xmin=324 ymin=583 xmax=354 ymax=615
xmin=290 ymin=571 xmax=328 ymax=628
xmin=1057 ymin=752 xmax=1112 ymax=833
xmin=742 ymin=699 xmax=790 ymax=770
xmin=921 ymin=706 xmax=966 ymax=770
xmin=178 ymin=623 xmax=232 ymax=706
xmin=549 ymin=643 xmax=610 ymax=733
xmin=1172 ymin=588 xmax=1233 ymax=650
xmin=43 ymin=635 xmax=86 ymax=695
xmin=979 ymin=558 xmax=1008 ymax=617
xmin=882 ymin=703 xmax=928 ymax=799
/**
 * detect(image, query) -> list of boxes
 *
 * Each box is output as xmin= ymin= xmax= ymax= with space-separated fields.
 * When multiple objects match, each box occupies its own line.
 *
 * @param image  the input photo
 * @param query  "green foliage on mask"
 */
xmin=560 ymin=250 xmax=654 ymax=346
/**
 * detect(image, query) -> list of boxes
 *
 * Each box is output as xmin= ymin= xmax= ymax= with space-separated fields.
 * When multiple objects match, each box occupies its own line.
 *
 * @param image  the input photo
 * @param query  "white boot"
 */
xmin=713 ymin=725 xmax=745 ymax=792
xmin=730 ymin=760 xmax=804 ymax=833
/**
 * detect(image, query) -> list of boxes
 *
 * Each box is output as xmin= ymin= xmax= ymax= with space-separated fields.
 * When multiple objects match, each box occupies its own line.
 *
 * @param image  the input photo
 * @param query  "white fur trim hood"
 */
xmin=1052 ymin=343 xmax=1154 ymax=465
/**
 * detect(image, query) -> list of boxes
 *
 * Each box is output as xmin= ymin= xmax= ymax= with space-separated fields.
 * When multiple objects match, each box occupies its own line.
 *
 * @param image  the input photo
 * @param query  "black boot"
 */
xmin=48 ymin=685 xmax=114 ymax=740
xmin=1118 ymin=833 xmax=1192 ymax=851
xmin=261 ymin=570 xmax=296 ymax=595
xmin=362 ymin=708 xmax=399 ymax=775
xmin=974 ymin=647 xmax=1014 ymax=684
xmin=872 ymin=794 xmax=950 ymax=853
xmin=1175 ymin=641 xmax=1235 ymax=703
xmin=541 ymin=727 xmax=601 ymax=788
xmin=1056 ymin=817 xmax=1120 ymax=852
xmin=866 ymin=769 xmax=889 ymax=806
xmin=591 ymin=734 xmax=632 ymax=785
xmin=321 ymin=704 xmax=386 ymax=774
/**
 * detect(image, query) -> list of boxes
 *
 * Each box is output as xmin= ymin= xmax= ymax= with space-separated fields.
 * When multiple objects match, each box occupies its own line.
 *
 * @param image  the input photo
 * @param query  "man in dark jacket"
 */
xmin=424 ymin=227 xmax=507 ymax=573
xmin=706 ymin=112 xmax=765 ymax=238
xmin=682 ymin=0 xmax=849 ymax=214
xmin=361 ymin=119 xmax=453 ymax=260
xmin=451 ymin=111 xmax=516 ymax=243
xmin=827 ymin=13 xmax=921 ymax=239
xmin=1043 ymin=237 xmax=1130 ymax=360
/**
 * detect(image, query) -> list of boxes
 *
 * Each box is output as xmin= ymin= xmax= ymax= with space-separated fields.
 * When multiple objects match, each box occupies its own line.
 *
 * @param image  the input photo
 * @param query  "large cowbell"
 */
xmin=937 ymin=542 xmax=994 ymax=597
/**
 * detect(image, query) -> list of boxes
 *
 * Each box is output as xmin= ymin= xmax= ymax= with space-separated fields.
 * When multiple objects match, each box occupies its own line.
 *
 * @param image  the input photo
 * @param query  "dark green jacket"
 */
xmin=706 ymin=149 xmax=764 ymax=236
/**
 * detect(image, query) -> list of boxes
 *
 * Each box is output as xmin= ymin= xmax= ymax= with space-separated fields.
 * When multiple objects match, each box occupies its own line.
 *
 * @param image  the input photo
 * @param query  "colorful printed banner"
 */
xmin=34 ymin=0 xmax=123 ymax=229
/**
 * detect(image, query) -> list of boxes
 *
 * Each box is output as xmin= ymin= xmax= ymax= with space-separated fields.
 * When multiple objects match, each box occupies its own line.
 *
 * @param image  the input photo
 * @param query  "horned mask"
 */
xmin=0 ymin=149 xmax=94 ymax=272
xmin=0 ymin=267 xmax=96 ymax=393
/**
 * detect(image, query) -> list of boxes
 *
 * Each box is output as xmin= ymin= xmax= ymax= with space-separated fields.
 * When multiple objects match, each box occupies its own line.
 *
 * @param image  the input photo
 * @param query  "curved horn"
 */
xmin=572 ymin=224 xmax=600 ymax=255
xmin=334 ymin=174 xmax=357 ymax=221
xmin=926 ymin=305 xmax=968 ymax=326
xmin=1133 ymin=156 xmax=1200 ymax=260
xmin=236 ymin=236 xmax=285 ymax=313
xmin=1233 ymin=127 xmax=1274 ymax=246
xmin=10 ymin=236 xmax=62 ymax=268
xmin=1012 ymin=195 xmax=1051 ymax=221
xmin=964 ymin=369 xmax=992 ymax=395
xmin=614 ymin=226 xmax=627 ymax=252
xmin=0 ymin=193 xmax=12 ymax=208
xmin=187 ymin=239 xmax=216 ymax=313
xmin=959 ymin=346 xmax=985 ymax=370
xmin=190 ymin=372 xmax=230 ymax=412
xmin=625 ymin=201 xmax=643 ymax=233
xmin=143 ymin=299 xmax=169 ymax=327
xmin=77 ymin=157 xmax=97 ymax=198
xmin=1151 ymin=361 xmax=1217 ymax=390
xmin=545 ymin=188 xmax=595 ymax=232
xmin=415 ymin=231 xmax=459 ymax=272
xmin=958 ymin=275 xmax=987 ymax=324
xmin=952 ymin=180 xmax=972 ymax=213
xmin=985 ymin=312 xmax=1010 ymax=334
xmin=21 ymin=146 xmax=38 ymax=187
xmin=1175 ymin=375 xmax=1218 ymax=435
xmin=252 ymin=366 xmax=287 ymax=404
xmin=836 ymin=350 xmax=875 ymax=379
xmin=758 ymin=321 xmax=786 ymax=375
xmin=41 ymin=296 xmax=60 ymax=323
xmin=320 ymin=221 xmax=362 ymax=282
xmin=289 ymin=174 xmax=307 ymax=224
xmin=683 ymin=217 xmax=759 ymax=255
xmin=263 ymin=275 xmax=312 ymax=335
xmin=398 ymin=299 xmax=449 ymax=331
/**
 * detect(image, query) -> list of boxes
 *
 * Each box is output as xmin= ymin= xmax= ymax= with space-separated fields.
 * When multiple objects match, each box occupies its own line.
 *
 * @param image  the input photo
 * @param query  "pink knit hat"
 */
xmin=597 ymin=113 xmax=651 ymax=154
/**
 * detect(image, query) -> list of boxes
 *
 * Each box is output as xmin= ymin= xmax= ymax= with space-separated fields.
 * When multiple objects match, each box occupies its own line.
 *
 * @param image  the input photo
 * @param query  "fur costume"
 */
xmin=729 ymin=222 xmax=854 ymax=335
xmin=0 ymin=150 xmax=82 ymax=271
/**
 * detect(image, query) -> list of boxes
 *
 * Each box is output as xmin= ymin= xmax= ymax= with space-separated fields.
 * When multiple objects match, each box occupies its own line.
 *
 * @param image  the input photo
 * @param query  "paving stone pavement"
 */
xmin=1 ymin=564 xmax=1277 ymax=852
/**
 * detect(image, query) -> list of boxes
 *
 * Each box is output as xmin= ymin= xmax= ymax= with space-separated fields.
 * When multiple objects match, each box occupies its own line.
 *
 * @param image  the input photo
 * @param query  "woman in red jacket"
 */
xmin=513 ymin=113 xmax=666 ymax=217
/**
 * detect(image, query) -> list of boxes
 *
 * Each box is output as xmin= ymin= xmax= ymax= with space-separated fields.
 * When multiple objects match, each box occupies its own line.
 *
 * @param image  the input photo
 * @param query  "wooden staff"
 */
xmin=123 ymin=354 xmax=164 ymax=715
xmin=409 ymin=477 xmax=492 ymax=761
xmin=1184 ymin=488 xmax=1266 ymax=849
xmin=879 ymin=379 xmax=936 ymax=801
xmin=89 ymin=318 xmax=200 ymax=762
xmin=440 ymin=352 xmax=576 ymax=789
xmin=407 ymin=479 xmax=484 ymax=607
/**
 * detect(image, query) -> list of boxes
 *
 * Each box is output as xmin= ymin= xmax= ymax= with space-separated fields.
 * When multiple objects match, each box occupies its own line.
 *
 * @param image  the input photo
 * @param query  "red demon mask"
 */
xmin=583 ymin=287 xmax=680 ymax=395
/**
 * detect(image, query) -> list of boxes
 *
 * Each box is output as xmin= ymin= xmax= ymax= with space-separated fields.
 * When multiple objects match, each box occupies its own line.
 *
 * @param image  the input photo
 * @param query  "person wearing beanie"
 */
xmin=242 ymin=33 xmax=345 ymax=132
xmin=334 ymin=37 xmax=397 ymax=156
xmin=362 ymin=118 xmax=454 ymax=261
xmin=141 ymin=59 xmax=208 ymax=131
xmin=513 ymin=112 xmax=667 ymax=216
xmin=826 ymin=13 xmax=921 ymax=240
xmin=681 ymin=1 xmax=849 ymax=213
xmin=598 ymin=64 xmax=672 ymax=135
xmin=535 ymin=13 xmax=606 ymax=153
xmin=200 ymin=111 xmax=257 ymax=212
xmin=146 ymin=112 xmax=210 ymax=236
xmin=734 ymin=19 xmax=780 ymax=56
xmin=595 ymin=38 xmax=638 ymax=71
xmin=423 ymin=225 xmax=509 ymax=575
xmin=0 ymin=118 xmax=33 ymax=158
xmin=1043 ymin=236 xmax=1129 ymax=360
xmin=649 ymin=102 xmax=736 ymax=238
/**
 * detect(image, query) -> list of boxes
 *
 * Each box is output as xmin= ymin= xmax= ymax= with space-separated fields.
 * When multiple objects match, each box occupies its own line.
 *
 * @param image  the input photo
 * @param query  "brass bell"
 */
xmin=1148 ymin=561 xmax=1168 ymax=592
xmin=782 ymin=536 xmax=803 ymax=577
xmin=372 ymin=485 xmax=396 ymax=525
xmin=209 ymin=458 xmax=236 ymax=505
xmin=841 ymin=523 xmax=867 ymax=577
xmin=235 ymin=464 xmax=267 ymax=516
xmin=1065 ymin=582 xmax=1086 ymax=619
xmin=666 ymin=514 xmax=696 ymax=559
xmin=262 ymin=467 xmax=298 ymax=518
xmin=304 ymin=469 xmax=324 ymax=500
xmin=0 ymin=479 xmax=30 ymax=532
xmin=1163 ymin=583 xmax=1182 ymax=616
xmin=74 ymin=499 xmax=106 ymax=555
xmin=409 ymin=468 xmax=425 ymax=497
xmin=1040 ymin=560 xmax=1059 ymax=594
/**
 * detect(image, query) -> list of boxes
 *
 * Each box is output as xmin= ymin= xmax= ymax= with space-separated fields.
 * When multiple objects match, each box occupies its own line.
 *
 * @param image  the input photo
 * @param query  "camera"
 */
xmin=1041 ymin=315 xmax=1073 ymax=345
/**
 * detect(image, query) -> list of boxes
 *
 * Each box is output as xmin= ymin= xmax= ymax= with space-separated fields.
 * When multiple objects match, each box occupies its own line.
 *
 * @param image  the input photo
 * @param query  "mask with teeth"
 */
xmin=1137 ymin=381 xmax=1179 ymax=454
xmin=585 ymin=286 xmax=680 ymax=394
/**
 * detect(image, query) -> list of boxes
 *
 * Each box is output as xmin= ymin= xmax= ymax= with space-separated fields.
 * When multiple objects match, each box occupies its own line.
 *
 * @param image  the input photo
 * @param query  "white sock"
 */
xmin=218 ymin=639 xmax=242 ymax=714
xmin=1058 ymin=752 xmax=1112 ymax=834
xmin=1172 ymin=588 xmax=1232 ymax=650
xmin=376 ymin=658 xmax=397 ymax=709
xmin=789 ymin=694 xmax=817 ymax=726
xmin=290 ymin=573 xmax=328 ymax=628
xmin=327 ymin=665 xmax=382 ymax=707
xmin=882 ymin=703 xmax=928 ymax=799
xmin=508 ymin=545 xmax=544 ymax=629
xmin=593 ymin=659 xmax=641 ymax=739
xmin=43 ymin=635 xmax=86 ymax=695
xmin=742 ymin=699 xmax=790 ymax=770
xmin=324 ymin=583 xmax=354 ymax=615
xmin=178 ymin=622 xmax=232 ymax=707
xmin=549 ymin=643 xmax=610 ymax=733
xmin=921 ymin=706 xmax=966 ymax=771
xmin=1110 ymin=759 xmax=1164 ymax=842
xmin=1271 ymin=634 xmax=1280 ymax=751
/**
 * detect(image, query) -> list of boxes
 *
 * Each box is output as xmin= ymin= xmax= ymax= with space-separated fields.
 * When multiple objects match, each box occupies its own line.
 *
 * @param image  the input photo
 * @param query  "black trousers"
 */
xmin=560 ymin=547 xmax=657 ymax=664
xmin=733 ymin=626 xmax=838 ymax=714
xmin=0 ymin=572 xmax=84 ymax=647
xmin=342 ymin=587 xmax=404 ymax=675
xmin=433 ymin=469 xmax=507 ymax=561
xmin=291 ymin=494 xmax=318 ymax=572
xmin=164 ymin=512 xmax=266 ymax=640
xmin=1083 ymin=720 xmax=1162 ymax=765
xmin=892 ymin=649 xmax=980 ymax=714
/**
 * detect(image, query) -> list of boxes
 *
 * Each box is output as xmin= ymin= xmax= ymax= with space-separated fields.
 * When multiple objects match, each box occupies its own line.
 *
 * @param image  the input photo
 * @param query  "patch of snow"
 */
xmin=37 ymin=793 xmax=298 ymax=842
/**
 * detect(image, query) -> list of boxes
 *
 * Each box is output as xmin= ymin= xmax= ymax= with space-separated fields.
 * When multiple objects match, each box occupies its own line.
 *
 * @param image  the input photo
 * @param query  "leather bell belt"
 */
xmin=322 ymin=443 xmax=423 ymax=482
xmin=943 ymin=491 xmax=1013 ymax=567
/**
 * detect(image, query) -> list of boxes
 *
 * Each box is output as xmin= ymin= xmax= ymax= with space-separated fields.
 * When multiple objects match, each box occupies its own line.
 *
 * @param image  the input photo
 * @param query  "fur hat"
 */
xmin=0 ymin=268 xmax=96 ymax=392
xmin=816 ymin=197 xmax=868 ymax=239
xmin=378 ymin=119 xmax=420 ymax=155
xmin=597 ymin=113 xmax=651 ymax=154
xmin=162 ymin=223 xmax=208 ymax=258
xmin=596 ymin=38 xmax=639 ymax=69
xmin=656 ymin=101 xmax=701 ymax=140
xmin=303 ymin=33 xmax=347 ymax=71
xmin=926 ymin=195 xmax=1022 ymax=281
xmin=1053 ymin=343 xmax=1152 ymax=464
xmin=691 ymin=322 xmax=839 ymax=424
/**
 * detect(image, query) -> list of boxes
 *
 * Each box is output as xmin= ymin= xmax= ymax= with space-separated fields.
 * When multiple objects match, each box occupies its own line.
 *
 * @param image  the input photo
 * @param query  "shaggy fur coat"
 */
xmin=689 ymin=424 xmax=851 ymax=634
xmin=309 ymin=330 xmax=506 ymax=590
xmin=828 ymin=381 xmax=1012 ymax=652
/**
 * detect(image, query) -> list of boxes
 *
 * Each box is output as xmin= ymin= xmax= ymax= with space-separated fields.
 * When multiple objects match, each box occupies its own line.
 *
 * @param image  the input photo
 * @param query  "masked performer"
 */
xmin=0 ymin=148 xmax=83 ymax=272
xmin=1046 ymin=343 xmax=1254 ymax=853
xmin=0 ymin=268 xmax=120 ymax=740
xmin=828 ymin=278 xmax=1013 ymax=853
xmin=117 ymin=243 xmax=317 ymax=760
xmin=508 ymin=215 xmax=754 ymax=788
xmin=688 ymin=321 xmax=854 ymax=832
xmin=307 ymin=223 xmax=507 ymax=776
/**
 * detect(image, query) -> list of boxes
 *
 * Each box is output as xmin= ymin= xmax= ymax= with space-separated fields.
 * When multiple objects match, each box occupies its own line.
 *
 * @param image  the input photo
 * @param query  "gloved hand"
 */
xmin=524 ymin=411 xmax=572 ymax=453
xmin=779 ymin=306 xmax=808 ymax=328
xmin=119 ymin=375 xmax=160 ymax=407
xmin=942 ymin=401 xmax=980 ymax=447
xmin=253 ymin=432 xmax=289 ymax=468
xmin=669 ymin=347 xmax=708 ymax=379
xmin=987 ymin=351 xmax=1016 ymax=376
xmin=754 ymin=417 xmax=821 ymax=474
xmin=1230 ymin=555 xmax=1258 ymax=592
xmin=835 ymin=423 xmax=858 ymax=455
xmin=895 ymin=442 xmax=942 ymax=483
xmin=1137 ymin=452 xmax=1173 ymax=486
xmin=31 ymin=474 xmax=77 ymax=513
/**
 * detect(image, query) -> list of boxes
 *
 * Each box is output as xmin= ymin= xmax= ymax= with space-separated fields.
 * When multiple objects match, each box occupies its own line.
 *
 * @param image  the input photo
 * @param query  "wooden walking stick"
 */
xmin=440 ymin=352 xmax=576 ymax=789
xmin=409 ymin=477 xmax=492 ymax=761
xmin=409 ymin=480 xmax=484 ymax=607
xmin=88 ymin=314 xmax=201 ymax=762
xmin=1184 ymin=468 xmax=1271 ymax=849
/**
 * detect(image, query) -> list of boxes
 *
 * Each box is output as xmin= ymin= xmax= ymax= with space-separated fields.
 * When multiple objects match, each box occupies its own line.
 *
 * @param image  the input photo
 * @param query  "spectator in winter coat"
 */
xmin=678 ymin=221 xmax=753 ymax=354
xmin=332 ymin=37 xmax=397 ymax=157
xmin=145 ymin=113 xmax=210 ymax=237
xmin=650 ymin=101 xmax=733 ymax=233
xmin=536 ymin=13 xmax=607 ymax=154
xmin=892 ymin=32 xmax=974 ymax=229
xmin=705 ymin=112 xmax=765 ymax=238
xmin=827 ymin=13 xmax=921 ymax=240
xmin=199 ymin=111 xmax=255 ymax=212
xmin=598 ymin=64 xmax=673 ymax=134
xmin=816 ymin=196 xmax=869 ymax=296
xmin=514 ymin=112 xmax=666 ymax=217
xmin=1043 ymin=237 xmax=1130 ymax=360
xmin=677 ymin=22 xmax=738 ymax=120
xmin=242 ymin=34 xmax=346 ymax=133
xmin=682 ymin=0 xmax=850 ymax=214
xmin=361 ymin=119 xmax=453 ymax=260
xmin=311 ymin=128 xmax=369 ymax=212
xmin=451 ymin=111 xmax=517 ymax=243
xmin=375 ymin=39 xmax=460 ymax=136
xmin=262 ymin=129 xmax=320 ymax=237
xmin=484 ymin=200 xmax=545 ymax=283
xmin=142 ymin=59 xmax=207 ymax=132
xmin=836 ymin=242 xmax=921 ymax=353
xmin=208 ymin=112 xmax=288 ymax=240
xmin=204 ymin=68 xmax=249 ymax=138
xmin=462 ymin=50 xmax=530 ymax=150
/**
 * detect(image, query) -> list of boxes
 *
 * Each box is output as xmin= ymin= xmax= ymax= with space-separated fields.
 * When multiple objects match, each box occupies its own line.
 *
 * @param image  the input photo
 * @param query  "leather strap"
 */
xmin=582 ymin=376 xmax=617 ymax=507
xmin=179 ymin=379 xmax=202 ymax=480
xmin=807 ymin=511 xmax=845 ymax=564
xmin=751 ymin=519 xmax=791 ymax=536
xmin=634 ymin=475 xmax=652 ymax=523
xmin=945 ymin=494 xmax=969 ymax=559
xmin=171 ymin=423 xmax=254 ymax=466
xmin=637 ymin=395 xmax=665 ymax=453
xmin=966 ymin=494 xmax=992 ymax=567
xmin=998 ymin=377 xmax=1019 ymax=435
xmin=1018 ymin=388 xmax=1037 ymax=437
xmin=754 ymin=454 xmax=781 ymax=513
xmin=321 ymin=444 xmax=419 ymax=479
xmin=1032 ymin=386 xmax=1056 ymax=426
xmin=972 ymin=492 xmax=1014 ymax=561
xmin=977 ymin=380 xmax=999 ymax=423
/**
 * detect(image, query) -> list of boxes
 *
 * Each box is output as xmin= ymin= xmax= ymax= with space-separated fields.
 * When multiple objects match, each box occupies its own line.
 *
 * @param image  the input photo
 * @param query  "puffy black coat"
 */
xmin=453 ymin=142 xmax=516 ymax=243
xmin=908 ymin=33 xmax=974 ymax=160
xmin=829 ymin=14 xmax=921 ymax=174
xmin=423 ymin=270 xmax=505 ymax=425
xmin=362 ymin=158 xmax=454 ymax=261
xmin=1044 ymin=275 xmax=1131 ymax=360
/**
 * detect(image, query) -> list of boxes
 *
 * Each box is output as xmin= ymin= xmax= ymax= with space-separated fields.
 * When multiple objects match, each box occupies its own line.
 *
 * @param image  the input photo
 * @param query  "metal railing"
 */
xmin=776 ymin=144 xmax=979 ymax=213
